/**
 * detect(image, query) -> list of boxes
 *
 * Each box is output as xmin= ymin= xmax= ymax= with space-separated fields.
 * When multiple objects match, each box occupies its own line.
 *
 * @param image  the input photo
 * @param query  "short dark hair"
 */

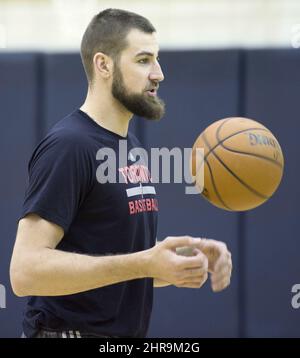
xmin=80 ymin=8 xmax=156 ymax=83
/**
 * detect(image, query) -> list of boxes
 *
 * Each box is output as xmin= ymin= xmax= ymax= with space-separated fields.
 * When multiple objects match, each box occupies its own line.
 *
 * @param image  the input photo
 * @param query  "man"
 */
xmin=10 ymin=9 xmax=232 ymax=338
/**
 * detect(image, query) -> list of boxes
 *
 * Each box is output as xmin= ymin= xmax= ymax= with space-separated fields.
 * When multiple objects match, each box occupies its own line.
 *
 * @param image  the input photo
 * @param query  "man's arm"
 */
xmin=153 ymin=278 xmax=171 ymax=287
xmin=153 ymin=240 xmax=171 ymax=287
xmin=10 ymin=215 xmax=208 ymax=296
xmin=10 ymin=214 xmax=149 ymax=296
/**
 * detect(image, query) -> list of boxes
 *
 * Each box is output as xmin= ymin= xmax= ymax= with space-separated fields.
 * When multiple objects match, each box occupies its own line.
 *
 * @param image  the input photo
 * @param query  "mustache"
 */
xmin=145 ymin=83 xmax=159 ymax=91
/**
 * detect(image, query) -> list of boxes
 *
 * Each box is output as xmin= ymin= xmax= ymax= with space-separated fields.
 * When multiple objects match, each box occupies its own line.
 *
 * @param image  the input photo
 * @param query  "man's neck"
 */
xmin=80 ymin=88 xmax=132 ymax=138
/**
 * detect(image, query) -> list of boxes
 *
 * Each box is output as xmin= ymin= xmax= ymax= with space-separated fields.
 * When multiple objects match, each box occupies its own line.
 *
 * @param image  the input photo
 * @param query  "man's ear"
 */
xmin=93 ymin=52 xmax=113 ymax=79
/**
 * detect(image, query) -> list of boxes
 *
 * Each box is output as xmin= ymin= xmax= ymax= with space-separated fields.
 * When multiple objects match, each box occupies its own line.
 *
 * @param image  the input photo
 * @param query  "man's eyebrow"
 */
xmin=135 ymin=51 xmax=159 ymax=57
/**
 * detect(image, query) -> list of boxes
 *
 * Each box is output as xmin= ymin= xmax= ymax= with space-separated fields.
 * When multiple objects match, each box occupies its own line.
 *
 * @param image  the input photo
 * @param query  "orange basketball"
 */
xmin=191 ymin=117 xmax=284 ymax=211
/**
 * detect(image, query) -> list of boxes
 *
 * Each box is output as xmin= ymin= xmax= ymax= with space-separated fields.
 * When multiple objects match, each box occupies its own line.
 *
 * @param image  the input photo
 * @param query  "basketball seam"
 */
xmin=205 ymin=127 xmax=270 ymax=161
xmin=204 ymin=157 xmax=234 ymax=211
xmin=215 ymin=144 xmax=283 ymax=169
xmin=202 ymin=131 xmax=270 ymax=200
xmin=206 ymin=117 xmax=266 ymax=160
xmin=215 ymin=118 xmax=283 ymax=169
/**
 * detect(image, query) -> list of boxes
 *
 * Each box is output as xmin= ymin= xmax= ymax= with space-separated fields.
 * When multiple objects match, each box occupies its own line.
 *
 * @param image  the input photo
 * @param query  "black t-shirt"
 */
xmin=20 ymin=109 xmax=158 ymax=338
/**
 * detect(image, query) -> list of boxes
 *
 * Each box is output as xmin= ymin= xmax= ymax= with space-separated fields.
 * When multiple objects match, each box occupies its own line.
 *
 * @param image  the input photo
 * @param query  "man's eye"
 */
xmin=138 ymin=58 xmax=149 ymax=64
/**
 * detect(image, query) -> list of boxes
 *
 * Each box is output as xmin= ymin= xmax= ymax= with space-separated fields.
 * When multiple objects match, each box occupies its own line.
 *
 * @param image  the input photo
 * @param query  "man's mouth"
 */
xmin=146 ymin=88 xmax=157 ymax=97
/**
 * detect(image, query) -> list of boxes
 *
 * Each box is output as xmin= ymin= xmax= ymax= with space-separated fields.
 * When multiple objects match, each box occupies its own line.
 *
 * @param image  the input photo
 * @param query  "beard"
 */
xmin=111 ymin=63 xmax=165 ymax=120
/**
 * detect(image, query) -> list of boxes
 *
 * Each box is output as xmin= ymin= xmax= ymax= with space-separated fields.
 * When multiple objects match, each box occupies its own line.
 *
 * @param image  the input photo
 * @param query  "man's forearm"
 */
xmin=12 ymin=248 xmax=150 ymax=297
xmin=153 ymin=240 xmax=171 ymax=287
xmin=153 ymin=278 xmax=171 ymax=287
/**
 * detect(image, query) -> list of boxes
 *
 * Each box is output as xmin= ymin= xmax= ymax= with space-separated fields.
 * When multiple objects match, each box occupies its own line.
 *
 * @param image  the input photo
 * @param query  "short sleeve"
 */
xmin=20 ymin=130 xmax=93 ymax=233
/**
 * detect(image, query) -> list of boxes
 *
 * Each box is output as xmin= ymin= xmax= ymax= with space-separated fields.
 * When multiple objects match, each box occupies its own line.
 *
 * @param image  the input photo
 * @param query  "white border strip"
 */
xmin=126 ymin=186 xmax=156 ymax=197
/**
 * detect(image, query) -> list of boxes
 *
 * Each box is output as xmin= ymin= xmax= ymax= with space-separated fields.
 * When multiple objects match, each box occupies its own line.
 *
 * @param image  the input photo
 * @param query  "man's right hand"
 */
xmin=147 ymin=236 xmax=208 ymax=289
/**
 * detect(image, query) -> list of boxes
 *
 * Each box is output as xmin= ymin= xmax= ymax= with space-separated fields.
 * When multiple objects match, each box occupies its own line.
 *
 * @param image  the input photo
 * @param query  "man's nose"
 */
xmin=149 ymin=62 xmax=164 ymax=82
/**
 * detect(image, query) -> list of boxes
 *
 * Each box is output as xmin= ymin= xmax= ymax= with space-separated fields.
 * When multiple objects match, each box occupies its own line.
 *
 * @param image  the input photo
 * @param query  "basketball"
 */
xmin=191 ymin=117 xmax=284 ymax=211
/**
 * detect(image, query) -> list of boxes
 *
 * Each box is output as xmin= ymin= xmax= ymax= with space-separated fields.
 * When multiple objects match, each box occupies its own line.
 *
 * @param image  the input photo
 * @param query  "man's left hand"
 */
xmin=197 ymin=239 xmax=232 ymax=292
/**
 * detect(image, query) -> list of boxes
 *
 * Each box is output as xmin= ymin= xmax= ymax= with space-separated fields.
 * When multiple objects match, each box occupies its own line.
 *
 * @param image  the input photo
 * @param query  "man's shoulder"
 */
xmin=32 ymin=119 xmax=93 ymax=164
xmin=46 ymin=111 xmax=94 ymax=148
xmin=48 ymin=127 xmax=88 ymax=145
xmin=29 ymin=126 xmax=94 ymax=172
